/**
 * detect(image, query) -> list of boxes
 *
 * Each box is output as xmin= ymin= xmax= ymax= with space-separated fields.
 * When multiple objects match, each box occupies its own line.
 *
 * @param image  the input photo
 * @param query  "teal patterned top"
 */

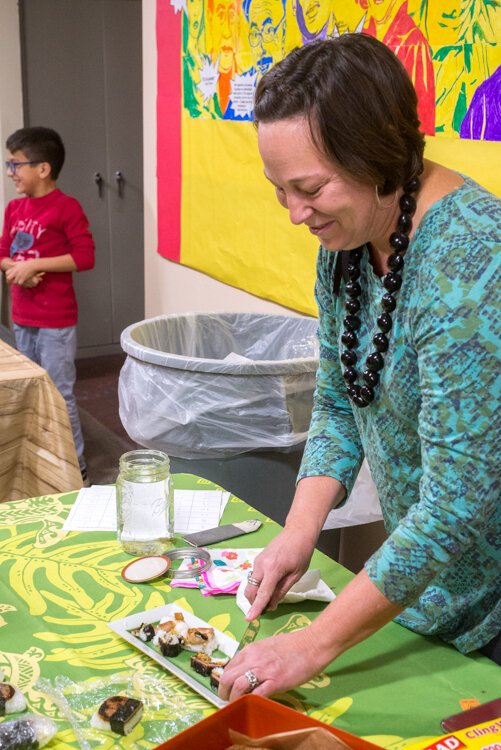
xmin=298 ymin=176 xmax=501 ymax=653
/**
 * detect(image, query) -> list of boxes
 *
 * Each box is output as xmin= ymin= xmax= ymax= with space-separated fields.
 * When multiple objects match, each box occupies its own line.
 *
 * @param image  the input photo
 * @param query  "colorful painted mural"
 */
xmin=178 ymin=0 xmax=500 ymax=138
xmin=157 ymin=0 xmax=501 ymax=312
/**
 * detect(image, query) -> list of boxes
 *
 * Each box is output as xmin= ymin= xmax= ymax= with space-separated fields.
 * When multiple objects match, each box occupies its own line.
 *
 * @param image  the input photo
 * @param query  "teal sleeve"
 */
xmin=366 ymin=201 xmax=501 ymax=608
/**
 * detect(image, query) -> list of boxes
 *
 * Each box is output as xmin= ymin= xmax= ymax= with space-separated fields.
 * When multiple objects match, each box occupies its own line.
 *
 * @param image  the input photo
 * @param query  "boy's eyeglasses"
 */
xmin=5 ymin=160 xmax=42 ymax=174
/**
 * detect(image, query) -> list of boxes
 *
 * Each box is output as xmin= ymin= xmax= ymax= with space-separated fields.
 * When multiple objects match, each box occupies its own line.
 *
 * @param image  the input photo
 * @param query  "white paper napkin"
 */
xmin=236 ymin=569 xmax=335 ymax=615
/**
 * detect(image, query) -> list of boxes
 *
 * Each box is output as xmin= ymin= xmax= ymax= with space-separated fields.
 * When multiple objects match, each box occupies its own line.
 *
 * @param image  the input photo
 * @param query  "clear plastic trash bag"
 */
xmin=322 ymin=459 xmax=383 ymax=529
xmin=119 ymin=313 xmax=319 ymax=459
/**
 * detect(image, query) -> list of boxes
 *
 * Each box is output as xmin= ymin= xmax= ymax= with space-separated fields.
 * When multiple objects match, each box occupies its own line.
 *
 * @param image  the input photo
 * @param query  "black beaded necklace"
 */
xmin=340 ymin=177 xmax=420 ymax=408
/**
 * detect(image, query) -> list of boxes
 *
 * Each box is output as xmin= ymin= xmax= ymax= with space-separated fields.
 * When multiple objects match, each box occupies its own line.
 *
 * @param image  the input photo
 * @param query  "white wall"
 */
xmin=0 ymin=0 xmax=23 ymax=215
xmin=0 ymin=0 xmax=23 ymax=331
xmin=142 ymin=0 xmax=302 ymax=318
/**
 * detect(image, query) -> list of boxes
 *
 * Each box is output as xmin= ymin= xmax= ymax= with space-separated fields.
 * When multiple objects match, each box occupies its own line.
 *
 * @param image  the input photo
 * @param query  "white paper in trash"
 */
xmin=236 ymin=569 xmax=335 ymax=615
xmin=322 ymin=459 xmax=383 ymax=530
xmin=222 ymin=351 xmax=254 ymax=364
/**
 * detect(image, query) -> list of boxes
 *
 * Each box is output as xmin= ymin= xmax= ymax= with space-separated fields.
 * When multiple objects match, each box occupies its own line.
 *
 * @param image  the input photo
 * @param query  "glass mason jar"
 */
xmin=116 ymin=449 xmax=174 ymax=556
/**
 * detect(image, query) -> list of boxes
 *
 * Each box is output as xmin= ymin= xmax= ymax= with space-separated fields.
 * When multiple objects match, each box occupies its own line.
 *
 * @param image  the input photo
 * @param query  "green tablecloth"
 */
xmin=0 ymin=474 xmax=498 ymax=749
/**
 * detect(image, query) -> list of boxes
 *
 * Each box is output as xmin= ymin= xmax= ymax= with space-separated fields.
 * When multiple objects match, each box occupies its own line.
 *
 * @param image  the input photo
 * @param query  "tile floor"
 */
xmin=75 ymin=353 xmax=131 ymax=442
xmin=75 ymin=354 xmax=136 ymax=484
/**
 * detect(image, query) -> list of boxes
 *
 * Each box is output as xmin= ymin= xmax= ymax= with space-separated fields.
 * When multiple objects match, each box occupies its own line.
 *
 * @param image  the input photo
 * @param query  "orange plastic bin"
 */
xmin=155 ymin=694 xmax=383 ymax=750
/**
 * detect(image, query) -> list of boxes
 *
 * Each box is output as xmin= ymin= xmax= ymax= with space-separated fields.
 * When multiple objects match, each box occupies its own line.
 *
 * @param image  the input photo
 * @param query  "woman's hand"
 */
xmin=244 ymin=476 xmax=346 ymax=620
xmin=218 ymin=627 xmax=328 ymax=702
xmin=244 ymin=526 xmax=315 ymax=620
xmin=222 ymin=570 xmax=404 ymax=703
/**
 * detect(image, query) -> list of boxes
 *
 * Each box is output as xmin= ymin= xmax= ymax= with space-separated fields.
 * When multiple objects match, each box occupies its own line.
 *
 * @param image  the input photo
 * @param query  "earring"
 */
xmin=375 ymin=184 xmax=396 ymax=209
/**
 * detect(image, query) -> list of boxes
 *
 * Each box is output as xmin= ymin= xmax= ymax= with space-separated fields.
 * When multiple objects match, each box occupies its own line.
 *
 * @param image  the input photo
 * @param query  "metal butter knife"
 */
xmin=234 ymin=618 xmax=260 ymax=655
xmin=210 ymin=619 xmax=260 ymax=693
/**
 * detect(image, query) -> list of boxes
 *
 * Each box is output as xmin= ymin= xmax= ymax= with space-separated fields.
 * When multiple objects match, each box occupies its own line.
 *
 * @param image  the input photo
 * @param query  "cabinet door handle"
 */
xmin=115 ymin=170 xmax=124 ymax=197
xmin=94 ymin=171 xmax=104 ymax=197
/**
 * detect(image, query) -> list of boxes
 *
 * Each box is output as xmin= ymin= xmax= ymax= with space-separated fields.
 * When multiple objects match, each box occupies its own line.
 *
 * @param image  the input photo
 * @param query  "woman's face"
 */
xmin=257 ymin=117 xmax=386 ymax=252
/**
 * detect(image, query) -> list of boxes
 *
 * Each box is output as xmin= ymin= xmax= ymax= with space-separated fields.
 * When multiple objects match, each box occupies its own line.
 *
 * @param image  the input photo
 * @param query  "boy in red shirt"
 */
xmin=0 ymin=127 xmax=95 ymax=484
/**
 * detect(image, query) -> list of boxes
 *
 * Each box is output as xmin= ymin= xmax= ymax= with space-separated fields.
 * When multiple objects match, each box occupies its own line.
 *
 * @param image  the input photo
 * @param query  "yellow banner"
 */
xmin=179 ymin=0 xmax=501 ymax=313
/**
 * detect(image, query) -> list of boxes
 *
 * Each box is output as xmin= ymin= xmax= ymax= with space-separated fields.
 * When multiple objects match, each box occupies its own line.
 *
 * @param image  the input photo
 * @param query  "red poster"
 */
xmin=156 ymin=0 xmax=182 ymax=261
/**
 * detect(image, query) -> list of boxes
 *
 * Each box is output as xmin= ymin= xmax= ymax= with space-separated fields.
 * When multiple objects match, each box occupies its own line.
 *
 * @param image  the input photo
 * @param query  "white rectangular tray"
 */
xmin=108 ymin=603 xmax=238 ymax=707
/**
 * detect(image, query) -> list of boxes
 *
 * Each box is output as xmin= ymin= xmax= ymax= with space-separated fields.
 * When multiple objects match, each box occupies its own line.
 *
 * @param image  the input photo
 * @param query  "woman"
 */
xmin=219 ymin=33 xmax=500 ymax=702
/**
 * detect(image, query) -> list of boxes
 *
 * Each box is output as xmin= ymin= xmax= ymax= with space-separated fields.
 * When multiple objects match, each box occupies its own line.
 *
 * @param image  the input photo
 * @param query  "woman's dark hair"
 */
xmin=254 ymin=34 xmax=424 ymax=194
xmin=6 ymin=126 xmax=65 ymax=179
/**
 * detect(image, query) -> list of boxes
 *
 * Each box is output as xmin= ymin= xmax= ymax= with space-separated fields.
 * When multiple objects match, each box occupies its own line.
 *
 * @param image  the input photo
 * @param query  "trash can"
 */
xmin=118 ymin=313 xmax=319 ymax=525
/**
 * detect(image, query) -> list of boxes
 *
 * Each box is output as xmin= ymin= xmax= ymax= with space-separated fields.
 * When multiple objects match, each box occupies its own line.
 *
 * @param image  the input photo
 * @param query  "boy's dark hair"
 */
xmin=6 ymin=126 xmax=65 ymax=179
xmin=254 ymin=33 xmax=424 ymax=195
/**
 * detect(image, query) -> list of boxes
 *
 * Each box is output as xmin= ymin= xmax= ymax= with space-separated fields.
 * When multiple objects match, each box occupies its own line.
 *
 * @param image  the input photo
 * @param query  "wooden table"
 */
xmin=0 ymin=339 xmax=82 ymax=501
xmin=0 ymin=476 xmax=499 ymax=748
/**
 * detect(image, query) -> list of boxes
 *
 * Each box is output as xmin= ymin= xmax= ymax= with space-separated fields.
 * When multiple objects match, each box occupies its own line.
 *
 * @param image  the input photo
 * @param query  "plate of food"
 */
xmin=108 ymin=604 xmax=238 ymax=707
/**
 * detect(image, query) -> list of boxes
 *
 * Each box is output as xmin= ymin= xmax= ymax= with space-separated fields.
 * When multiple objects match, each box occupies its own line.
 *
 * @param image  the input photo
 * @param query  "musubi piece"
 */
xmin=184 ymin=627 xmax=218 ymax=654
xmin=131 ymin=622 xmax=155 ymax=642
xmin=210 ymin=667 xmax=224 ymax=691
xmin=0 ymin=714 xmax=57 ymax=749
xmin=157 ymin=631 xmax=184 ymax=657
xmin=90 ymin=695 xmax=144 ymax=736
xmin=190 ymin=652 xmax=228 ymax=677
xmin=0 ymin=683 xmax=27 ymax=715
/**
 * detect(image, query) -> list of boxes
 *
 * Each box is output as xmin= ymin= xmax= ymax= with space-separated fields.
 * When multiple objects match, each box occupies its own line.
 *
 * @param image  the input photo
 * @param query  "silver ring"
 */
xmin=247 ymin=572 xmax=261 ymax=586
xmin=244 ymin=669 xmax=259 ymax=691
